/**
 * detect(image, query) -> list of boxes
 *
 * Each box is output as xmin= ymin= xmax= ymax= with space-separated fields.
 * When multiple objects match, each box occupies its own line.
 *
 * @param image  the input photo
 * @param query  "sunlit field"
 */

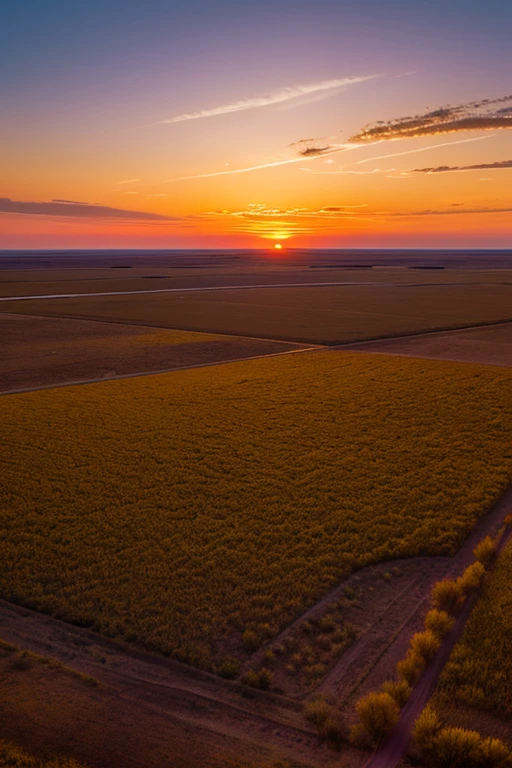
xmin=436 ymin=538 xmax=512 ymax=721
xmin=4 ymin=283 xmax=512 ymax=344
xmin=1 ymin=352 xmax=511 ymax=669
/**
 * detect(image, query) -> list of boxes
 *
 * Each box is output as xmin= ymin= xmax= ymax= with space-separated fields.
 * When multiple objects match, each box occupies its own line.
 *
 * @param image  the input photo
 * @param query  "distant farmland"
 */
xmin=3 ymin=282 xmax=512 ymax=344
xmin=1 ymin=352 xmax=511 ymax=669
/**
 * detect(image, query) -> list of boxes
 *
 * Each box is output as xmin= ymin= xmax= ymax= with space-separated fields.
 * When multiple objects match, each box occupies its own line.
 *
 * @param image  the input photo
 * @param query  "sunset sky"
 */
xmin=2 ymin=0 xmax=511 ymax=249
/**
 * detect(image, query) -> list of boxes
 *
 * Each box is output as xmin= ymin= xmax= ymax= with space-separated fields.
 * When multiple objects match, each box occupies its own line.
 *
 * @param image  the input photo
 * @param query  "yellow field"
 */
xmin=436 ymin=538 xmax=512 ymax=719
xmin=1 ymin=352 xmax=511 ymax=669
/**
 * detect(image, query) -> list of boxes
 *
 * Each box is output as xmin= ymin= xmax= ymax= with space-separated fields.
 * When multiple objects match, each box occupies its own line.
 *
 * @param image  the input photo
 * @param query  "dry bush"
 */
xmin=356 ymin=691 xmax=400 ymax=743
xmin=429 ymin=727 xmax=511 ymax=768
xmin=473 ymin=535 xmax=497 ymax=567
xmin=242 ymin=667 xmax=273 ymax=690
xmin=410 ymin=630 xmax=441 ymax=662
xmin=381 ymin=678 xmax=412 ymax=707
xmin=396 ymin=648 xmax=427 ymax=686
xmin=425 ymin=609 xmax=454 ymax=639
xmin=304 ymin=698 xmax=345 ymax=749
xmin=412 ymin=704 xmax=441 ymax=755
xmin=432 ymin=578 xmax=463 ymax=614
xmin=456 ymin=561 xmax=485 ymax=594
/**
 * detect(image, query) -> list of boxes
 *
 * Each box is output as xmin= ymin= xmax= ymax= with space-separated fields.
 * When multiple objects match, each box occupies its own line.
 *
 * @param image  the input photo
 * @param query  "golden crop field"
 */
xmin=1 ymin=353 xmax=511 ymax=669
xmin=436 ymin=538 xmax=512 ymax=718
xmin=4 ymin=283 xmax=512 ymax=344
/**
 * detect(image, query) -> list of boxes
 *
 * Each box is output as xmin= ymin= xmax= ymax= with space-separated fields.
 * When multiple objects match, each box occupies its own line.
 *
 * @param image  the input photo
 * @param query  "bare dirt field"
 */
xmin=0 ymin=266 xmax=509 ymax=299
xmin=3 ymin=283 xmax=512 ymax=344
xmin=0 ymin=603 xmax=354 ymax=768
xmin=0 ymin=313 xmax=307 ymax=392
xmin=341 ymin=322 xmax=512 ymax=367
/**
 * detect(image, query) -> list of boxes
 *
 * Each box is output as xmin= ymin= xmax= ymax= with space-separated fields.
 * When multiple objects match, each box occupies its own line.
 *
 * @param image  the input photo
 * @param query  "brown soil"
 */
xmin=0 ymin=313 xmax=308 ymax=392
xmin=341 ymin=322 xmax=512 ymax=367
xmin=0 ymin=603 xmax=359 ymax=768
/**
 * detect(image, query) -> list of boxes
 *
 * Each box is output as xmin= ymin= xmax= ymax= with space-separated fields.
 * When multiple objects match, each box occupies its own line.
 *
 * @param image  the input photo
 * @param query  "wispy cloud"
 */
xmin=412 ymin=159 xmax=512 ymax=174
xmin=349 ymin=93 xmax=512 ymax=142
xmin=209 ymin=202 xmax=512 ymax=223
xmin=0 ymin=197 xmax=177 ymax=221
xmin=158 ymin=75 xmax=378 ymax=124
xmin=160 ymin=146 xmax=359 ymax=184
xmin=208 ymin=203 xmax=369 ymax=220
xmin=118 ymin=178 xmax=142 ymax=184
xmin=296 ymin=136 xmax=492 ymax=175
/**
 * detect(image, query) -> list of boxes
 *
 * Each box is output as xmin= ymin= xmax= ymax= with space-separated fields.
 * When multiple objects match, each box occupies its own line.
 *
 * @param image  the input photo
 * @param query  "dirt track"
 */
xmin=363 ymin=488 xmax=512 ymax=768
xmin=1 ymin=486 xmax=511 ymax=768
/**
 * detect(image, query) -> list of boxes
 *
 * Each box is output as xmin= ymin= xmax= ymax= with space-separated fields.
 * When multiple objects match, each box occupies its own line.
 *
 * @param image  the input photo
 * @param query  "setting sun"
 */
xmin=274 ymin=243 xmax=282 ymax=250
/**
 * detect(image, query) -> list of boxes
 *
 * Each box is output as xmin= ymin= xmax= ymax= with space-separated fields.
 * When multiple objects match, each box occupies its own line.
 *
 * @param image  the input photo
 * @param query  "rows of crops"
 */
xmin=1 ymin=352 xmax=511 ymax=669
xmin=436 ymin=538 xmax=512 ymax=718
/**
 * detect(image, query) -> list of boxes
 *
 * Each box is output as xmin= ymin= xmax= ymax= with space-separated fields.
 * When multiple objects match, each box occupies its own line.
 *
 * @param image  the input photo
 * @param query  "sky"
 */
xmin=1 ymin=0 xmax=511 ymax=249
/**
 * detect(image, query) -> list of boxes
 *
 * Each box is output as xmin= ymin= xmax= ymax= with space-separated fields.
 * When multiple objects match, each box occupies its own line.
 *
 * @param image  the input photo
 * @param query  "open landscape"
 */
xmin=2 ymin=249 xmax=512 ymax=767
xmin=3 ymin=1 xmax=512 ymax=764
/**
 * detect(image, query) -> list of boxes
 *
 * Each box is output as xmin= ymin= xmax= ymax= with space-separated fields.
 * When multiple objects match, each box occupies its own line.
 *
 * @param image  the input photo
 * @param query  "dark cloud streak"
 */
xmin=0 ymin=198 xmax=176 ymax=221
xmin=413 ymin=159 xmax=512 ymax=174
xmin=349 ymin=94 xmax=512 ymax=142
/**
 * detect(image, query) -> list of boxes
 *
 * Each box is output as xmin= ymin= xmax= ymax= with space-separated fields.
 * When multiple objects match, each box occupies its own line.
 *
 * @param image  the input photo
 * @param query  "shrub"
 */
xmin=242 ymin=628 xmax=260 ymax=652
xmin=305 ymin=698 xmax=345 ymax=749
xmin=218 ymin=657 xmax=240 ymax=679
xmin=242 ymin=667 xmax=273 ymax=690
xmin=425 ymin=609 xmax=454 ymax=639
xmin=473 ymin=535 xmax=497 ymax=567
xmin=410 ymin=630 xmax=441 ymax=662
xmin=430 ymin=727 xmax=487 ymax=767
xmin=412 ymin=705 xmax=441 ymax=756
xmin=479 ymin=736 xmax=512 ymax=768
xmin=356 ymin=691 xmax=400 ymax=743
xmin=396 ymin=648 xmax=427 ymax=685
xmin=381 ymin=678 xmax=412 ymax=707
xmin=432 ymin=578 xmax=463 ymax=614
xmin=457 ymin=561 xmax=485 ymax=594
xmin=304 ymin=698 xmax=333 ymax=728
xmin=318 ymin=615 xmax=336 ymax=633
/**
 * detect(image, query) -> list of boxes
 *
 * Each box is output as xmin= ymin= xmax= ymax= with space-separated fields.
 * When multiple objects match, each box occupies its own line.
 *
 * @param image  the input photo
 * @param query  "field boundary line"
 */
xmin=0 ymin=345 xmax=323 ymax=396
xmin=331 ymin=318 xmax=512 ymax=349
xmin=0 ymin=311 xmax=310 ymax=347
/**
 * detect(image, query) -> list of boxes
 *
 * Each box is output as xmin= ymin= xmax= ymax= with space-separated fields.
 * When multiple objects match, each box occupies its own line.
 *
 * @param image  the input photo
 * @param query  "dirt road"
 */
xmin=363 ymin=495 xmax=512 ymax=768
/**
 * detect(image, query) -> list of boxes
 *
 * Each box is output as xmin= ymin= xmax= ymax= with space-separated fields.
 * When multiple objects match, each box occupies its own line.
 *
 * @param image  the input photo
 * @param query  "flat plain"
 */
xmin=4 ymin=282 xmax=511 ymax=344
xmin=0 ymin=313 xmax=305 ymax=392
xmin=1 ymin=352 xmax=511 ymax=671
xmin=344 ymin=322 xmax=512 ymax=367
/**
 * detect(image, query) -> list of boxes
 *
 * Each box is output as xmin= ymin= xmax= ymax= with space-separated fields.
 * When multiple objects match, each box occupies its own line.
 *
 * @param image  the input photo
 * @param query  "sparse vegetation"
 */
xmin=431 ymin=578 xmax=463 ymax=614
xmin=0 ymin=739 xmax=87 ymax=767
xmin=424 ymin=609 xmax=454 ymax=639
xmin=412 ymin=706 xmax=512 ymax=767
xmin=355 ymin=691 xmax=400 ymax=743
xmin=436 ymin=539 xmax=512 ymax=718
xmin=1 ymin=353 xmax=511 ymax=669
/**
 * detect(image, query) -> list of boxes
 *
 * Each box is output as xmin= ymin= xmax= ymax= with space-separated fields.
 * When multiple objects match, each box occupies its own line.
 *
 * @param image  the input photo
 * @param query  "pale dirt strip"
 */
xmin=0 ymin=281 xmax=390 ymax=302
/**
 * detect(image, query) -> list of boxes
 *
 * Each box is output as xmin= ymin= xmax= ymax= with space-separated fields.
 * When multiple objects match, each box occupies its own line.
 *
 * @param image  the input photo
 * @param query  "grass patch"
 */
xmin=0 ymin=739 xmax=87 ymax=767
xmin=436 ymin=537 xmax=512 ymax=719
xmin=1 ymin=352 xmax=511 ymax=669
